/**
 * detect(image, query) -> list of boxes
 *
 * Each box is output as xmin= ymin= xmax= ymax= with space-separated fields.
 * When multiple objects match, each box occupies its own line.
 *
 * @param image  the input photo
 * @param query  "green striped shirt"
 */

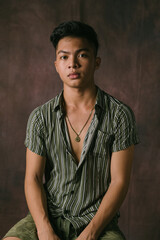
xmin=24 ymin=86 xmax=139 ymax=231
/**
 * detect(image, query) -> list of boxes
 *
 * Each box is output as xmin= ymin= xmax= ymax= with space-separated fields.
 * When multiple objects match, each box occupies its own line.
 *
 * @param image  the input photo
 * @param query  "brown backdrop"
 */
xmin=0 ymin=0 xmax=160 ymax=239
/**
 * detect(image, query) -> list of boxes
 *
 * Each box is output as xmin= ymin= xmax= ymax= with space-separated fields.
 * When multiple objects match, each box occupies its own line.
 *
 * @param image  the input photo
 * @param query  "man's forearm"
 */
xmin=24 ymin=149 xmax=61 ymax=240
xmin=76 ymin=180 xmax=128 ymax=240
xmin=76 ymin=146 xmax=134 ymax=240
xmin=24 ymin=177 xmax=53 ymax=234
xmin=90 ymin=180 xmax=128 ymax=238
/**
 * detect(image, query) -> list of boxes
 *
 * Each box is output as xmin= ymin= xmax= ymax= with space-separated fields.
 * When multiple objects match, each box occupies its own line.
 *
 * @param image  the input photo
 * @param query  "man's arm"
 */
xmin=24 ymin=148 xmax=60 ymax=240
xmin=76 ymin=145 xmax=134 ymax=240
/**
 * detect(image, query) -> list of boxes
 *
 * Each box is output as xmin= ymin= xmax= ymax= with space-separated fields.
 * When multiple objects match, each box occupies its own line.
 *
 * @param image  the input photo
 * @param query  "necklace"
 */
xmin=66 ymin=107 xmax=95 ymax=142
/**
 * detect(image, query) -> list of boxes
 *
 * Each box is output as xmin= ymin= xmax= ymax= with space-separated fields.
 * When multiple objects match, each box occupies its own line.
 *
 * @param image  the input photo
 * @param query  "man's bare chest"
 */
xmin=65 ymin=109 xmax=95 ymax=163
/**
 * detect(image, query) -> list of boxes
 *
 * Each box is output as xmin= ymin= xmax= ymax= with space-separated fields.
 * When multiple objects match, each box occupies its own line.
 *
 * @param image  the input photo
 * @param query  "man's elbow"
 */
xmin=24 ymin=174 xmax=43 ymax=190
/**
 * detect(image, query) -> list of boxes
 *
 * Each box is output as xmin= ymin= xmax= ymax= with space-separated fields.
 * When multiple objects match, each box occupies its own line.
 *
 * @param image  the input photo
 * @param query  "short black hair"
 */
xmin=50 ymin=21 xmax=99 ymax=56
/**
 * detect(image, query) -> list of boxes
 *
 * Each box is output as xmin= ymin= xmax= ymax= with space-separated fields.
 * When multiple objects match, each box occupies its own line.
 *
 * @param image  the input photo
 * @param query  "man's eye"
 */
xmin=78 ymin=53 xmax=88 ymax=58
xmin=60 ymin=56 xmax=68 ymax=60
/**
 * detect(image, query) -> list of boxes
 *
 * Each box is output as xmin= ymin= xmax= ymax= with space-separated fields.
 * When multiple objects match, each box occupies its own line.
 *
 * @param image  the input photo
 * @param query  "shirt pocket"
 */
xmin=89 ymin=130 xmax=113 ymax=184
xmin=93 ymin=130 xmax=113 ymax=158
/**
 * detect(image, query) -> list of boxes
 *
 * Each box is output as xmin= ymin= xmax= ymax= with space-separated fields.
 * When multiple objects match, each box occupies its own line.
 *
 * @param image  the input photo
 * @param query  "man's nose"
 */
xmin=68 ymin=56 xmax=79 ymax=69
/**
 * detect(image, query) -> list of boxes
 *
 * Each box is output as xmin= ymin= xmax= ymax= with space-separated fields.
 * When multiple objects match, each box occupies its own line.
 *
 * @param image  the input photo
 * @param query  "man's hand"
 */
xmin=38 ymin=228 xmax=61 ymax=240
xmin=76 ymin=224 xmax=97 ymax=240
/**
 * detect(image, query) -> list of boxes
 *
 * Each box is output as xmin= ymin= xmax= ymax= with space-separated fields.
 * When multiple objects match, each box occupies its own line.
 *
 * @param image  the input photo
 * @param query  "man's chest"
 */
xmin=65 ymin=118 xmax=92 ymax=163
xmin=44 ymin=108 xmax=114 ymax=167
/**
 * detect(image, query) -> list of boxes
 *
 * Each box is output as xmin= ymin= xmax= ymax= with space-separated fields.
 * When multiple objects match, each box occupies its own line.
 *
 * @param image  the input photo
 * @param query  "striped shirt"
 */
xmin=24 ymin=86 xmax=139 ymax=231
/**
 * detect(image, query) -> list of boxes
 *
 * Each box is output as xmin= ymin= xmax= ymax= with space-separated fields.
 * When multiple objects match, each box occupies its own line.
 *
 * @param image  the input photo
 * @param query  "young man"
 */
xmin=3 ymin=21 xmax=139 ymax=240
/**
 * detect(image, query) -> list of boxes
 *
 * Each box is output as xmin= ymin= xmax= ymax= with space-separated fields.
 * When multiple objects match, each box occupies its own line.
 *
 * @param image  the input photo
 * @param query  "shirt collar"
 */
xmin=53 ymin=86 xmax=105 ymax=118
xmin=53 ymin=90 xmax=65 ymax=118
xmin=95 ymin=86 xmax=105 ymax=113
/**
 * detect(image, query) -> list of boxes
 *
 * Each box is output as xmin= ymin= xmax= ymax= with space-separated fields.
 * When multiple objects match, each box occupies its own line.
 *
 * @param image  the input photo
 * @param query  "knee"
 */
xmin=99 ymin=230 xmax=126 ymax=240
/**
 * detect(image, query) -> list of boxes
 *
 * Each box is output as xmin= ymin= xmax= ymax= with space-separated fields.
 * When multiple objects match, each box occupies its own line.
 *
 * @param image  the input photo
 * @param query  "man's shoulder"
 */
xmin=28 ymin=92 xmax=62 ymax=120
xmin=40 ymin=92 xmax=61 ymax=110
xmin=99 ymin=88 xmax=128 ymax=108
xmin=98 ymin=87 xmax=134 ymax=117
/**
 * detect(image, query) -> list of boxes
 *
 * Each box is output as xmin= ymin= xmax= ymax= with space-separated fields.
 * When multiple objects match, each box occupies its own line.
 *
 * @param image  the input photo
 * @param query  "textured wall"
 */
xmin=0 ymin=0 xmax=160 ymax=239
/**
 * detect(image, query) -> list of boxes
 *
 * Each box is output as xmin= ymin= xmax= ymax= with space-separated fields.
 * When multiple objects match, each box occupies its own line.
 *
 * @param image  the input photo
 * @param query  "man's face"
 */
xmin=54 ymin=37 xmax=101 ymax=89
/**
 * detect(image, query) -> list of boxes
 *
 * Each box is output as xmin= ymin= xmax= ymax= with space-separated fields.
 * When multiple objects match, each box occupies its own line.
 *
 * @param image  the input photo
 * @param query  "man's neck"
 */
xmin=63 ymin=85 xmax=97 ymax=110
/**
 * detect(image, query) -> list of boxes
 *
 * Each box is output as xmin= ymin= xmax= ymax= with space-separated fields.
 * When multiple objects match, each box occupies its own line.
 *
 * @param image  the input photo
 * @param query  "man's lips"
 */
xmin=68 ymin=73 xmax=80 ymax=79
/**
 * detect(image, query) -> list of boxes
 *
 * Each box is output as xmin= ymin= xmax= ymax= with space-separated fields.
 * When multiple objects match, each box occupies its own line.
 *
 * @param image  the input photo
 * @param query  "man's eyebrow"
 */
xmin=57 ymin=50 xmax=70 ymax=55
xmin=57 ymin=48 xmax=90 ymax=55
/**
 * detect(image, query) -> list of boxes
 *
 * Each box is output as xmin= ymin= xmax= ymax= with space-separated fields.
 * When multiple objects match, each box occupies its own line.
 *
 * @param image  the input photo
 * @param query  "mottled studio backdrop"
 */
xmin=0 ymin=0 xmax=160 ymax=239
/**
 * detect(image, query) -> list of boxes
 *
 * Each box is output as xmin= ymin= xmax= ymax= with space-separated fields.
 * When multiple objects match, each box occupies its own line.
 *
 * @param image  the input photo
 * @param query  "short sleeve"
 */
xmin=112 ymin=104 xmax=140 ymax=152
xmin=24 ymin=107 xmax=46 ymax=156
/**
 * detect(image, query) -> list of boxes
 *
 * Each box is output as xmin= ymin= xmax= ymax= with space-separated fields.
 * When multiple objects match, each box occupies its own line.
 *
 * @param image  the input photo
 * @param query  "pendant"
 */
xmin=75 ymin=135 xmax=81 ymax=142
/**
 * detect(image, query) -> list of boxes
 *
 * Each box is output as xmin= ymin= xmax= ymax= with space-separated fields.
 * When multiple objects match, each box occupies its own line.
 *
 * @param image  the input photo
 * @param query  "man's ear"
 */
xmin=95 ymin=57 xmax=101 ymax=69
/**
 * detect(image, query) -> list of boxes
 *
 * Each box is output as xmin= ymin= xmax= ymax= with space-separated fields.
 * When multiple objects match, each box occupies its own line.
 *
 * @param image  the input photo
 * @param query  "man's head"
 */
xmin=50 ymin=21 xmax=99 ymax=56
